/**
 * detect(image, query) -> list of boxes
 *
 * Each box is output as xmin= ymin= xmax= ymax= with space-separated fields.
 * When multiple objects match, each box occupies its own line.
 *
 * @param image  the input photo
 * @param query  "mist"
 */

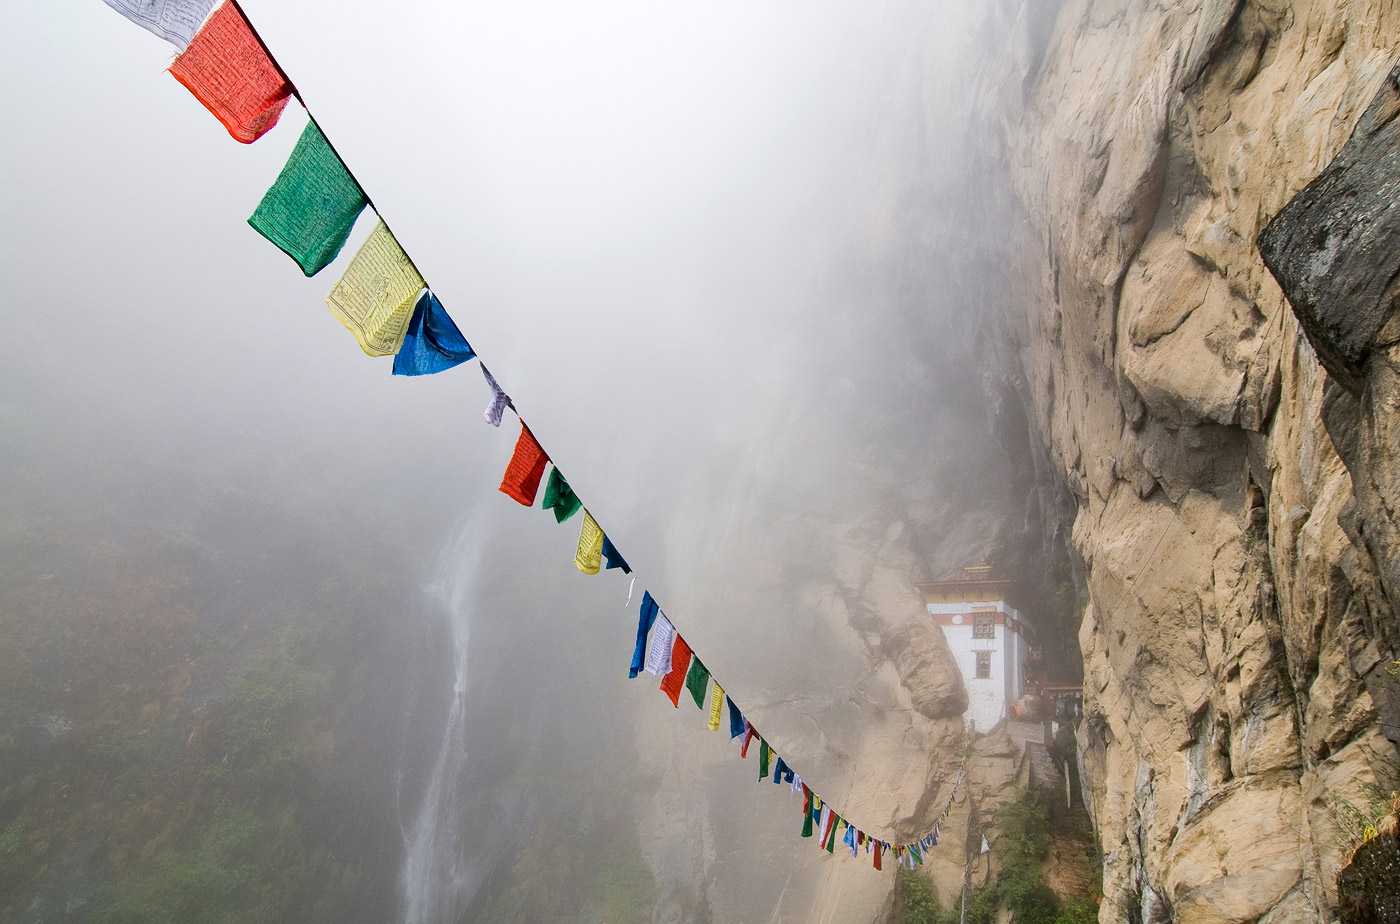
xmin=0 ymin=1 xmax=1035 ymax=922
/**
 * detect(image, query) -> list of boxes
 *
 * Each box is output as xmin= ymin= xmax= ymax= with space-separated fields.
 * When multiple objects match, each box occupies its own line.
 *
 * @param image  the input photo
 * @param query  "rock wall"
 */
xmin=954 ymin=1 xmax=1400 ymax=920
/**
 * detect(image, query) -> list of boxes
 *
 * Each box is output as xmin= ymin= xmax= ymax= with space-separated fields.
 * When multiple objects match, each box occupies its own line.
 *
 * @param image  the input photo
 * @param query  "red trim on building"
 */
xmin=929 ymin=611 xmax=1037 ymax=641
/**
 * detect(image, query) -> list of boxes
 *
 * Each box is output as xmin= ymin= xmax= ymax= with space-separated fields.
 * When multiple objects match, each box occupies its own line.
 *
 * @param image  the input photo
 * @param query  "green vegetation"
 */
xmin=0 ymin=441 xmax=426 ymax=924
xmin=895 ymin=867 xmax=940 ymax=924
xmin=898 ymin=790 xmax=1099 ymax=924
xmin=94 ymin=806 xmax=309 ymax=924
xmin=994 ymin=793 xmax=1061 ymax=924
xmin=589 ymin=827 xmax=661 ymax=924
xmin=1330 ymin=780 xmax=1400 ymax=856
xmin=0 ymin=821 xmax=34 ymax=892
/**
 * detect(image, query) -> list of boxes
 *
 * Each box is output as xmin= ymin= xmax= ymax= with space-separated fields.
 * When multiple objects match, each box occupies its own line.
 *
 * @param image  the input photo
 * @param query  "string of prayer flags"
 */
xmin=659 ymin=634 xmax=693 ymax=707
xmin=117 ymin=0 xmax=985 ymax=868
xmin=629 ymin=592 xmax=659 ymax=679
xmin=102 ymin=0 xmax=216 ymax=50
xmin=168 ymin=1 xmax=291 ymax=143
xmin=541 ymin=468 xmax=581 ymax=523
xmin=499 ymin=421 xmax=549 ymax=506
xmin=248 ymin=119 xmax=366 ymax=276
xmin=325 ymin=220 xmax=424 ymax=355
xmin=481 ymin=365 xmax=511 ymax=426
xmin=644 ymin=613 xmax=676 ymax=678
xmin=685 ymin=657 xmax=711 ymax=710
xmin=574 ymin=510 xmax=605 ymax=574
xmin=727 ymin=698 xmax=745 ymax=739
xmin=601 ymin=536 xmax=630 ymax=573
xmin=393 ymin=290 xmax=476 ymax=375
xmin=707 ymin=683 xmax=724 ymax=731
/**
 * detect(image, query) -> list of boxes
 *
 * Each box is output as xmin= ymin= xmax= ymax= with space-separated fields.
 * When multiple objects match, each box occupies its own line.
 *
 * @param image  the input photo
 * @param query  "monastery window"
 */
xmin=973 ymin=613 xmax=995 ymax=639
xmin=975 ymin=650 xmax=992 ymax=679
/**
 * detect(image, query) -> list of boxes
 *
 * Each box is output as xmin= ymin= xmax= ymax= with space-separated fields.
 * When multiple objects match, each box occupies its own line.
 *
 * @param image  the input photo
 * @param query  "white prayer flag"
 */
xmin=644 ymin=613 xmax=676 ymax=677
xmin=102 ymin=0 xmax=217 ymax=50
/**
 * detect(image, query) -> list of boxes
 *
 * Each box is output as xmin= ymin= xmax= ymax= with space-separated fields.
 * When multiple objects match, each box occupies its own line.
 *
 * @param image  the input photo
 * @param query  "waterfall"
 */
xmin=399 ymin=519 xmax=484 ymax=924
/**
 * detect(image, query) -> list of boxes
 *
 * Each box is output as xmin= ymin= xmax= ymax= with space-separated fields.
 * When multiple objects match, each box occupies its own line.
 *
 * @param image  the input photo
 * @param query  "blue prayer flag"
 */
xmin=392 ymin=290 xmax=476 ymax=376
xmin=727 ymin=697 xmax=744 ymax=739
xmin=602 ymin=536 xmax=630 ymax=573
xmin=628 ymin=592 xmax=660 ymax=679
xmin=773 ymin=757 xmax=794 ymax=785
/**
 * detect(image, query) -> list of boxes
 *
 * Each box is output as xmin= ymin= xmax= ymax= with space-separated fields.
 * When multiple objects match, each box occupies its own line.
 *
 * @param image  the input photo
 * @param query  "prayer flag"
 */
xmin=499 ymin=421 xmax=549 ymax=505
xmin=601 ymin=536 xmax=630 ymax=573
xmin=773 ymin=757 xmax=794 ymax=785
xmin=102 ymin=0 xmax=216 ymax=50
xmin=909 ymin=843 xmax=923 ymax=866
xmin=685 ymin=657 xmax=710 ymax=710
xmin=325 ymin=220 xmax=424 ymax=355
xmin=644 ymin=613 xmax=676 ymax=678
xmin=822 ymin=811 xmax=839 ymax=852
xmin=740 ymin=721 xmax=757 ymax=758
xmin=167 ymin=1 xmax=291 ymax=143
xmin=481 ymin=365 xmax=511 ymax=426
xmin=791 ymin=774 xmax=803 ymax=795
xmin=726 ymin=697 xmax=745 ymax=739
xmin=659 ymin=634 xmax=692 ymax=707
xmin=629 ymin=592 xmax=659 ymax=679
xmin=393 ymin=290 xmax=476 ymax=375
xmin=574 ymin=510 xmax=604 ymax=574
xmin=758 ymin=739 xmax=770 ymax=780
xmin=707 ymin=683 xmax=724 ymax=731
xmin=845 ymin=823 xmax=858 ymax=857
xmin=541 ymin=467 xmax=581 ymax=523
xmin=801 ymin=785 xmax=814 ymax=837
xmin=873 ymin=841 xmax=883 ymax=871
xmin=248 ymin=119 xmax=365 ymax=276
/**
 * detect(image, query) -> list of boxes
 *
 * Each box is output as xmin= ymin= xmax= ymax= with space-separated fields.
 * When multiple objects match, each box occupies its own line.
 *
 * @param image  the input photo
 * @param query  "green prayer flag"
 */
xmin=825 ymin=815 xmax=840 ymax=853
xmin=685 ymin=657 xmax=710 ymax=710
xmin=758 ymin=739 xmax=770 ymax=780
xmin=541 ymin=467 xmax=582 ymax=523
xmin=249 ymin=119 xmax=367 ymax=276
xmin=801 ymin=803 xmax=814 ymax=838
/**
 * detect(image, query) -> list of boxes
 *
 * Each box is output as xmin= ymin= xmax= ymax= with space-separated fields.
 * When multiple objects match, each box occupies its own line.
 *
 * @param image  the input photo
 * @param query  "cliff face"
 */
xmin=961 ymin=1 xmax=1400 ymax=920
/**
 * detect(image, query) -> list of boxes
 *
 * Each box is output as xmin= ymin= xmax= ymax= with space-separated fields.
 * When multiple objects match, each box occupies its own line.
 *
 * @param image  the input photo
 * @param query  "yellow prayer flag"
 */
xmin=325 ymin=220 xmax=424 ymax=356
xmin=574 ymin=510 xmax=604 ymax=574
xmin=708 ymin=682 xmax=724 ymax=731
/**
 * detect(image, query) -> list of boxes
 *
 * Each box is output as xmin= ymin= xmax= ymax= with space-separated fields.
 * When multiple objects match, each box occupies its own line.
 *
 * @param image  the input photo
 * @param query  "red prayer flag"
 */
xmin=168 ymin=1 xmax=292 ymax=143
xmin=659 ymin=635 xmax=693 ymax=707
xmin=873 ymin=842 xmax=883 ymax=871
xmin=740 ymin=721 xmax=757 ymax=758
xmin=499 ymin=422 xmax=549 ymax=505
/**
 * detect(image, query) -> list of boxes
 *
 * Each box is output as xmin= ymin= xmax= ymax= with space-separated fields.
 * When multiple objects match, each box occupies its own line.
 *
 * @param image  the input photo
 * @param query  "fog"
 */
xmin=0 ymin=1 xmax=1031 ymax=922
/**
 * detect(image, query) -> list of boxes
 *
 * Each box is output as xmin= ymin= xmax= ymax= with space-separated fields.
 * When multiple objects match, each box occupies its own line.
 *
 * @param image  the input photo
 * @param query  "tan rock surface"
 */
xmin=941 ymin=0 xmax=1400 ymax=919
